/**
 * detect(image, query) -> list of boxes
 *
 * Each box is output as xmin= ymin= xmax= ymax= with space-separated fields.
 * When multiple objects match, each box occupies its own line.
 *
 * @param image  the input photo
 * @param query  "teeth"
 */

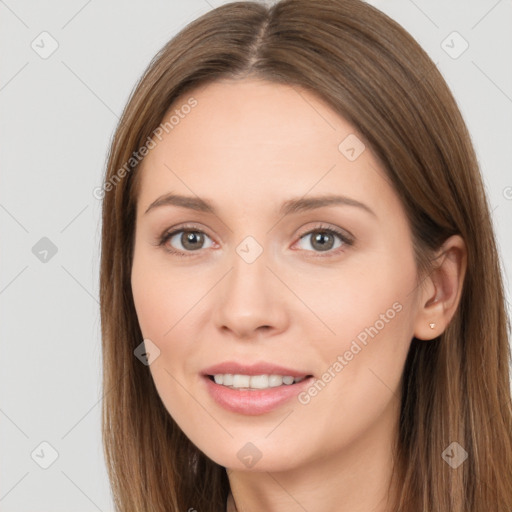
xmin=233 ymin=374 xmax=250 ymax=388
xmin=211 ymin=374 xmax=307 ymax=390
xmin=268 ymin=375 xmax=283 ymax=387
xmin=222 ymin=374 xmax=233 ymax=386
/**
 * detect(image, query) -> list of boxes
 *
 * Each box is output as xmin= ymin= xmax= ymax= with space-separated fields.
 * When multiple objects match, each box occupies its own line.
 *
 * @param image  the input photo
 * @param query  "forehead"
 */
xmin=158 ymin=78 xmax=351 ymax=154
xmin=135 ymin=78 xmax=395 ymax=218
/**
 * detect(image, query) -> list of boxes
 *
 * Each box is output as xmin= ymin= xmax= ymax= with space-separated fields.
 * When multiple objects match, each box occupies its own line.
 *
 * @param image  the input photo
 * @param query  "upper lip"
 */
xmin=202 ymin=361 xmax=312 ymax=378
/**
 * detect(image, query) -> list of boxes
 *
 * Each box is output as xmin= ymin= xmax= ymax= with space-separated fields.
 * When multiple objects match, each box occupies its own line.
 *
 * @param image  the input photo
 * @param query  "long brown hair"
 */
xmin=99 ymin=1 xmax=512 ymax=510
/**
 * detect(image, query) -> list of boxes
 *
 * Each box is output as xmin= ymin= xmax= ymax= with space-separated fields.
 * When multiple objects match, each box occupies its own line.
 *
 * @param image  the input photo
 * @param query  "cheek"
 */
xmin=131 ymin=248 xmax=202 ymax=341
xmin=130 ymin=249 xmax=212 ymax=402
xmin=131 ymin=252 xmax=200 ymax=420
xmin=293 ymin=285 xmax=414 ymax=460
xmin=131 ymin=265 xmax=170 ymax=340
xmin=292 ymin=253 xmax=413 ymax=350
xmin=297 ymin=247 xmax=416 ymax=398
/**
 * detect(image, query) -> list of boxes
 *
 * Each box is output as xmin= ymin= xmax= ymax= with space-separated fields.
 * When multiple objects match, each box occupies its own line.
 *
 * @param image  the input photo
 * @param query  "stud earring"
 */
xmin=429 ymin=322 xmax=436 ymax=329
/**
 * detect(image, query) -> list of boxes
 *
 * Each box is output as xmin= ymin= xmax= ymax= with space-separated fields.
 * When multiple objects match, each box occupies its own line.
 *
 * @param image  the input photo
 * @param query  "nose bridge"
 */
xmin=213 ymin=232 xmax=287 ymax=336
xmin=227 ymin=234 xmax=272 ymax=305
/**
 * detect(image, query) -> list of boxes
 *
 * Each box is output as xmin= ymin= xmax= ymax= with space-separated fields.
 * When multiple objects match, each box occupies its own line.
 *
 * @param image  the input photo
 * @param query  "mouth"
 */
xmin=203 ymin=373 xmax=315 ymax=415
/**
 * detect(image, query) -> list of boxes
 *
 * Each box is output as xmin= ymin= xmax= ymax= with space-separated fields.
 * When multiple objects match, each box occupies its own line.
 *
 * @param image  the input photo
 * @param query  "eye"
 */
xmin=295 ymin=225 xmax=353 ymax=255
xmin=158 ymin=225 xmax=214 ymax=256
xmin=156 ymin=223 xmax=353 ymax=257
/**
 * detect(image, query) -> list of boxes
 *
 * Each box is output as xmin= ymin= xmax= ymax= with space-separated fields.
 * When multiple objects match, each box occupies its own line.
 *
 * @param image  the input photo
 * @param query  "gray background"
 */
xmin=1 ymin=0 xmax=511 ymax=510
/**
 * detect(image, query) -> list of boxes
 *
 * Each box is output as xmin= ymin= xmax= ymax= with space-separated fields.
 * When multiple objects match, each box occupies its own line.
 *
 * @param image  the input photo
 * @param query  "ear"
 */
xmin=413 ymin=234 xmax=467 ymax=341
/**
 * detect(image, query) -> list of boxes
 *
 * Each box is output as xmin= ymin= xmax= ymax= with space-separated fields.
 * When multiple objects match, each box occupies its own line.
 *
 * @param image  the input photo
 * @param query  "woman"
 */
xmin=99 ymin=1 xmax=512 ymax=510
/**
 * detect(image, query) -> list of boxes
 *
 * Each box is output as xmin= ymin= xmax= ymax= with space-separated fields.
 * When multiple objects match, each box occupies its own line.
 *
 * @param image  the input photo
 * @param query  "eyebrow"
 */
xmin=144 ymin=193 xmax=376 ymax=218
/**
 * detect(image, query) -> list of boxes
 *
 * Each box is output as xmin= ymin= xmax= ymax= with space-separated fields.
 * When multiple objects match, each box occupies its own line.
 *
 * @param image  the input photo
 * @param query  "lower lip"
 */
xmin=202 ymin=375 xmax=314 ymax=415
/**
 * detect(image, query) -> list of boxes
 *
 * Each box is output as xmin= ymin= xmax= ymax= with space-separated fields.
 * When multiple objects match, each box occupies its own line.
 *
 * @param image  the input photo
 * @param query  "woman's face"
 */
xmin=131 ymin=78 xmax=423 ymax=471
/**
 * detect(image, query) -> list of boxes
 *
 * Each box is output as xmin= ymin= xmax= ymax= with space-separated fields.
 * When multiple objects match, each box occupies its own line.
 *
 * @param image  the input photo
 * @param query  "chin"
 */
xmin=200 ymin=440 xmax=305 ymax=473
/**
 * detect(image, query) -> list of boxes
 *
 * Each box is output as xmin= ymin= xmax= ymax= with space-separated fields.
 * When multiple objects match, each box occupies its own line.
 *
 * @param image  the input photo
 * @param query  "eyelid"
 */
xmin=296 ymin=222 xmax=354 ymax=244
xmin=159 ymin=222 xmax=211 ymax=239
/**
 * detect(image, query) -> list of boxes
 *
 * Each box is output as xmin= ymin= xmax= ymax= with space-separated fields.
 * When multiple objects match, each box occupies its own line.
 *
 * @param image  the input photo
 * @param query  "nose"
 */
xmin=212 ymin=244 xmax=289 ymax=340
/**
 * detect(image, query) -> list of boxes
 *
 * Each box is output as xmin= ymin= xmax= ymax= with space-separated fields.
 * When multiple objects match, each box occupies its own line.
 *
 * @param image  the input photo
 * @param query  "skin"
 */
xmin=130 ymin=78 xmax=467 ymax=512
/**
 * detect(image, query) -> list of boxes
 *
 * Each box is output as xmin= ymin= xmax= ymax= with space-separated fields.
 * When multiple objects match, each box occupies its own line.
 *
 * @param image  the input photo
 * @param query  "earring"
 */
xmin=429 ymin=322 xmax=436 ymax=329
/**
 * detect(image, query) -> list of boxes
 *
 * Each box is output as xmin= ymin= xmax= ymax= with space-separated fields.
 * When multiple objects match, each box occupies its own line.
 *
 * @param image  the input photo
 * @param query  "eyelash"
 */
xmin=155 ymin=223 xmax=354 ymax=258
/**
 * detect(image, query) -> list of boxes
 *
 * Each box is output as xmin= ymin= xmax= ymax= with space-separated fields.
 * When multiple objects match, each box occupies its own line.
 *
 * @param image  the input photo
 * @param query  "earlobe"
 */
xmin=413 ymin=235 xmax=467 ymax=341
